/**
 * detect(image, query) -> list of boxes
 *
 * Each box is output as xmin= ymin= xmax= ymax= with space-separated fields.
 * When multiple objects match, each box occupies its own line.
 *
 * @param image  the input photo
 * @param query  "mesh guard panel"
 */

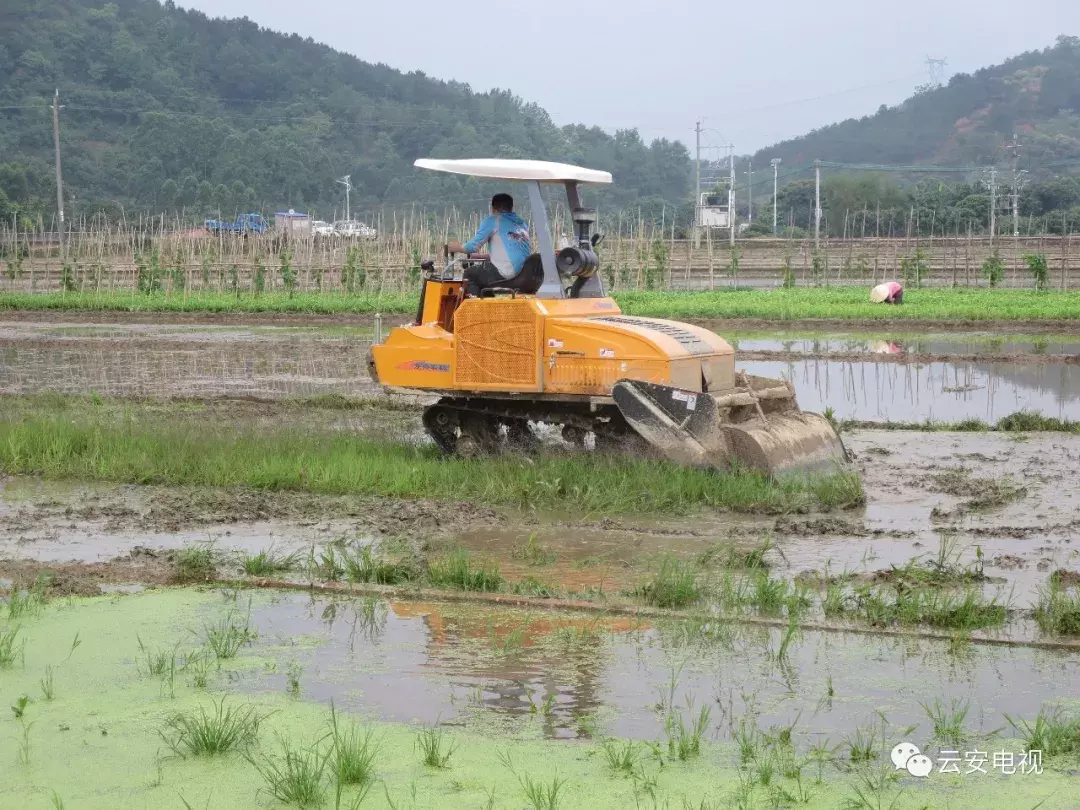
xmin=454 ymin=300 xmax=538 ymax=389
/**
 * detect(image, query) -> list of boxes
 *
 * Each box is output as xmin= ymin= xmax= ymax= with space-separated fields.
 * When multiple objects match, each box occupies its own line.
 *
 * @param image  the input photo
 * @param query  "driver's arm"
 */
xmin=449 ymin=215 xmax=495 ymax=255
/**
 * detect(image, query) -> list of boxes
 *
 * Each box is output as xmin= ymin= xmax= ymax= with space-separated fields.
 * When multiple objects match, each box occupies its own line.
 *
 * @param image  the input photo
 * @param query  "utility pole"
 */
xmin=694 ymin=121 xmax=701 ymax=245
xmin=1005 ymin=134 xmax=1025 ymax=237
xmin=985 ymin=166 xmax=998 ymax=245
xmin=814 ymin=160 xmax=822 ymax=249
xmin=336 ymin=175 xmax=352 ymax=221
xmin=771 ymin=158 xmax=781 ymax=236
xmin=52 ymin=89 xmax=65 ymax=249
xmin=746 ymin=159 xmax=753 ymax=224
xmin=728 ymin=145 xmax=736 ymax=246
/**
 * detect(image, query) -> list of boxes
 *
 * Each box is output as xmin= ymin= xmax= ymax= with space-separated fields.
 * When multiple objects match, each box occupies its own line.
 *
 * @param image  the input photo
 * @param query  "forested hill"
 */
xmin=752 ymin=36 xmax=1080 ymax=171
xmin=0 ymin=0 xmax=691 ymax=222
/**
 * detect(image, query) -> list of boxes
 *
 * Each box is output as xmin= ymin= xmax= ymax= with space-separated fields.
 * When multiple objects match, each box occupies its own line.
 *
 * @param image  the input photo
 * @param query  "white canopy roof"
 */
xmin=414 ymin=158 xmax=612 ymax=184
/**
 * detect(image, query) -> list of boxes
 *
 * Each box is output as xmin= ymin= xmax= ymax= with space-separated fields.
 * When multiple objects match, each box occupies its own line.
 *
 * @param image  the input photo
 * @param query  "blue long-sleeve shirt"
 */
xmin=465 ymin=212 xmax=531 ymax=277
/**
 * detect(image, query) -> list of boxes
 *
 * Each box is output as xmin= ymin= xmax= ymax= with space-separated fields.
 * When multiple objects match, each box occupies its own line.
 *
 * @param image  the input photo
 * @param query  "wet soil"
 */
xmin=3 ymin=427 xmax=1079 ymax=608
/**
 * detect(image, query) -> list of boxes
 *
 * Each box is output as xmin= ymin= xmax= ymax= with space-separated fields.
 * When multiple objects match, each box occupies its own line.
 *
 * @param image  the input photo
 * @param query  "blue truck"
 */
xmin=204 ymin=213 xmax=268 ymax=235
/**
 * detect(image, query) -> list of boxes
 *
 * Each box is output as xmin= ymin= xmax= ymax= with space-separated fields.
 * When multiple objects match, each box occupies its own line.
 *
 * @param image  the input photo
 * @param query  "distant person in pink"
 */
xmin=870 ymin=281 xmax=903 ymax=304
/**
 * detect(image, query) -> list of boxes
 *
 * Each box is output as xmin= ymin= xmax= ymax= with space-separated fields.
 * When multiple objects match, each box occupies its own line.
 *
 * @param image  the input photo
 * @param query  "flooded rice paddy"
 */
xmin=3 ymin=311 xmax=1080 ymax=806
xmin=4 ymin=317 xmax=1080 ymax=421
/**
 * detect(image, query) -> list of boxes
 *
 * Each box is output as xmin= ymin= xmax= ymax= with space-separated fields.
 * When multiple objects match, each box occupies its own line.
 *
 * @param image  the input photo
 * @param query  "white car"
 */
xmin=333 ymin=220 xmax=378 ymax=240
xmin=312 ymin=220 xmax=334 ymax=236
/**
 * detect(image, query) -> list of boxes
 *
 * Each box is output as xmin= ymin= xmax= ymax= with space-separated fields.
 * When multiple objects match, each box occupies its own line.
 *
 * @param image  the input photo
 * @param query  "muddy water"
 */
xmin=720 ymin=329 xmax=1080 ymax=356
xmin=0 ymin=319 xmax=379 ymax=399
xmin=5 ymin=317 xmax=1080 ymax=419
xmin=241 ymin=591 xmax=1080 ymax=743
xmin=4 ymin=429 xmax=1079 ymax=605
xmin=743 ymin=358 xmax=1080 ymax=421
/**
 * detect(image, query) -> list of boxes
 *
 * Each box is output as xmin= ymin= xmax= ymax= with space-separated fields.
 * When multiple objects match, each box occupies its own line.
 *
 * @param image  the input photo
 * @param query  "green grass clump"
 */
xmin=665 ymin=704 xmax=711 ymax=760
xmin=0 ymin=409 xmax=864 ymax=516
xmin=636 ymin=555 xmax=701 ymax=608
xmin=415 ymin=725 xmax=457 ymax=768
xmin=1005 ymin=707 xmax=1080 ymax=759
xmin=329 ymin=706 xmax=379 ymax=791
xmin=511 ymin=534 xmax=558 ymax=566
xmin=1033 ymin=579 xmax=1080 ymax=635
xmin=427 ymin=547 xmax=503 ymax=592
xmin=599 ymin=738 xmax=641 ymax=776
xmin=174 ymin=545 xmax=216 ymax=583
xmin=161 ymin=699 xmax=263 ymax=757
xmin=242 ymin=547 xmax=300 ymax=577
xmin=0 ymin=626 xmax=24 ymax=668
xmin=920 ymin=698 xmax=970 ymax=747
xmin=344 ymin=546 xmax=415 ymax=585
xmin=203 ymin=612 xmax=256 ymax=660
xmin=247 ymin=738 xmax=330 ymax=808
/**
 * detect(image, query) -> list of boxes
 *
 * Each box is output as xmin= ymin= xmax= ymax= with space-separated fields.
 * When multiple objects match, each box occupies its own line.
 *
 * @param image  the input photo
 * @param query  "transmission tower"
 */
xmin=925 ymin=57 xmax=948 ymax=87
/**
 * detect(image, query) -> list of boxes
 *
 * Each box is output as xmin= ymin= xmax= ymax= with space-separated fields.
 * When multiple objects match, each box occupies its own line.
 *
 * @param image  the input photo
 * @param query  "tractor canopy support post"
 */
xmin=528 ymin=180 xmax=562 ymax=299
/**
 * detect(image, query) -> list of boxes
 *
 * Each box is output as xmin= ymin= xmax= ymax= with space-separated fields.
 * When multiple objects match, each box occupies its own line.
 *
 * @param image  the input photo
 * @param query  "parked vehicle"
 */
xmin=205 ymin=213 xmax=267 ymax=235
xmin=312 ymin=219 xmax=335 ymax=236
xmin=333 ymin=220 xmax=378 ymax=240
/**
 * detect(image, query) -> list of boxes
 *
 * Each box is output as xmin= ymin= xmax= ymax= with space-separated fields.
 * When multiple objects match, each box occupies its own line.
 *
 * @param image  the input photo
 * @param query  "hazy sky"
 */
xmin=182 ymin=0 xmax=1079 ymax=154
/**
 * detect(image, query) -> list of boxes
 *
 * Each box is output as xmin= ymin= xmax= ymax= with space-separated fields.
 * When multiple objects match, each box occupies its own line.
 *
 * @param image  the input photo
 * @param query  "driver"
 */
xmin=447 ymin=193 xmax=531 ymax=297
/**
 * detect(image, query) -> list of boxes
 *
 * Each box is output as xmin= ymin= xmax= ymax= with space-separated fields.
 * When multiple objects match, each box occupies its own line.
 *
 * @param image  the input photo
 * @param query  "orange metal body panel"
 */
xmin=370 ymin=293 xmax=737 ymax=396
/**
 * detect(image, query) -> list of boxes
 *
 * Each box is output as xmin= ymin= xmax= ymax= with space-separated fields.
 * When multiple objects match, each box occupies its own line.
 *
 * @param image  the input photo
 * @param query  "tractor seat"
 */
xmin=477 ymin=253 xmax=544 ymax=297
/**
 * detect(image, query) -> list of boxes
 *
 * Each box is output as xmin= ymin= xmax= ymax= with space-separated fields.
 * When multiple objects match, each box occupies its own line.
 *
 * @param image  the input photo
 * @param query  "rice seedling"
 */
xmin=511 ymin=576 xmax=561 ymax=597
xmin=65 ymin=631 xmax=81 ymax=662
xmin=841 ymin=765 xmax=906 ymax=810
xmin=285 ymin=661 xmax=303 ymax=697
xmin=415 ymin=724 xmax=457 ymax=768
xmin=1005 ymin=707 xmax=1080 ymax=758
xmin=511 ymin=533 xmax=557 ymax=566
xmin=920 ymin=698 xmax=970 ymax=747
xmin=665 ymin=701 xmax=711 ymax=760
xmin=806 ymin=738 xmax=841 ymax=783
xmin=311 ymin=543 xmax=346 ymax=581
xmin=749 ymin=573 xmax=788 ymax=615
xmin=734 ymin=715 xmax=764 ymax=765
xmin=427 ymin=547 xmax=503 ymax=592
xmin=17 ymin=720 xmax=34 ymax=765
xmin=329 ymin=705 xmax=380 ymax=790
xmin=600 ymin=738 xmax=642 ymax=776
xmin=6 ymin=574 xmax=47 ymax=619
xmin=846 ymin=721 xmax=883 ymax=763
xmin=636 ymin=554 xmax=701 ymax=608
xmin=654 ymin=661 xmax=685 ymax=715
xmin=40 ymin=665 xmax=55 ymax=700
xmin=489 ymin=624 xmax=525 ymax=655
xmin=49 ymin=792 xmax=65 ymax=810
xmin=11 ymin=694 xmax=30 ymax=718
xmin=243 ymin=547 xmax=301 ymax=577
xmin=343 ymin=545 xmax=414 ymax=585
xmin=174 ymin=544 xmax=217 ymax=583
xmin=137 ymin=636 xmax=181 ymax=677
xmin=247 ymin=737 xmax=331 ymax=808
xmin=497 ymin=750 xmax=567 ymax=810
xmin=1033 ymin=579 xmax=1080 ymax=635
xmin=160 ymin=699 xmax=264 ymax=757
xmin=202 ymin=609 xmax=256 ymax=660
xmin=183 ymin=649 xmax=212 ymax=688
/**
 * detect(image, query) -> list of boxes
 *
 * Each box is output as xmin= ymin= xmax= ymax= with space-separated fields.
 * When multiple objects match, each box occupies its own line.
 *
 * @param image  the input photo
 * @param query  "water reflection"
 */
xmin=240 ymin=592 xmax=1080 ymax=744
xmin=741 ymin=359 xmax=1080 ymax=421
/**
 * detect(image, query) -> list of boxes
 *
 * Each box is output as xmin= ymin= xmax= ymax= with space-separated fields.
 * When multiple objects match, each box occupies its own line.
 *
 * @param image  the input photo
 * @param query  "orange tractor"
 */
xmin=369 ymin=159 xmax=846 ymax=476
